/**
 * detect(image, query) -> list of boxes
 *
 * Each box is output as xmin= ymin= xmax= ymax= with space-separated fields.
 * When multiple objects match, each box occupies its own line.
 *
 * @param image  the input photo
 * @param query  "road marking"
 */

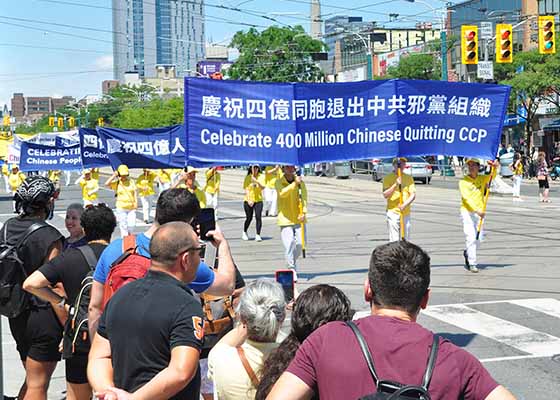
xmin=422 ymin=304 xmax=560 ymax=357
xmin=479 ymin=354 xmax=548 ymax=363
xmin=509 ymin=298 xmax=560 ymax=320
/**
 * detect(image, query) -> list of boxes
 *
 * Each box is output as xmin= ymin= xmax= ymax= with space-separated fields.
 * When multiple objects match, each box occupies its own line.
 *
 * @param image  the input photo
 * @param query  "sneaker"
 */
xmin=242 ymin=232 xmax=249 ymax=241
xmin=469 ymin=264 xmax=479 ymax=273
xmin=255 ymin=234 xmax=263 ymax=242
xmin=463 ymin=250 xmax=470 ymax=270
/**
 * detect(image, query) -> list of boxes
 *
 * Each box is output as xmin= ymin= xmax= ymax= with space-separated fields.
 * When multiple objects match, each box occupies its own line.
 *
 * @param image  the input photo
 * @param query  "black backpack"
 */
xmin=345 ymin=321 xmax=439 ymax=400
xmin=62 ymin=245 xmax=98 ymax=359
xmin=0 ymin=221 xmax=49 ymax=318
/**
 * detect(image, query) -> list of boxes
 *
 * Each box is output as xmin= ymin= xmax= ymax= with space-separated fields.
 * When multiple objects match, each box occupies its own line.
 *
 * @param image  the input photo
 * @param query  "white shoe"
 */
xmin=255 ymin=234 xmax=262 ymax=242
xmin=242 ymin=232 xmax=249 ymax=241
xmin=469 ymin=264 xmax=479 ymax=273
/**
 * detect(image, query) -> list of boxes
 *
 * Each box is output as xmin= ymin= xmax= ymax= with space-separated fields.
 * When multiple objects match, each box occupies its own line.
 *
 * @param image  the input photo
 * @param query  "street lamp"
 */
xmin=404 ymin=0 xmax=449 ymax=81
xmin=335 ymin=27 xmax=374 ymax=80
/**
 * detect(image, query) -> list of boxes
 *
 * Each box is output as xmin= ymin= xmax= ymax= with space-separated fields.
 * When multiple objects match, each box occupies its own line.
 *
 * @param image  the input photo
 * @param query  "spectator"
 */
xmin=88 ymin=221 xmax=205 ymax=400
xmin=23 ymin=204 xmax=117 ymax=400
xmin=537 ymin=151 xmax=551 ymax=203
xmin=208 ymin=279 xmax=286 ymax=400
xmin=242 ymin=165 xmax=266 ymax=242
xmin=1 ymin=176 xmax=64 ymax=400
xmin=64 ymin=203 xmax=87 ymax=250
xmin=105 ymin=164 xmax=138 ymax=237
xmin=88 ymin=189 xmax=235 ymax=339
xmin=267 ymin=241 xmax=516 ymax=400
xmin=256 ymin=284 xmax=352 ymax=400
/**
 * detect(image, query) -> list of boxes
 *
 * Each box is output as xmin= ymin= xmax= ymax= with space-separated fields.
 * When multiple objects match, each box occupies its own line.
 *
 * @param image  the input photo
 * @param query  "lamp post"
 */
xmin=335 ymin=27 xmax=373 ymax=79
xmin=404 ymin=0 xmax=449 ymax=81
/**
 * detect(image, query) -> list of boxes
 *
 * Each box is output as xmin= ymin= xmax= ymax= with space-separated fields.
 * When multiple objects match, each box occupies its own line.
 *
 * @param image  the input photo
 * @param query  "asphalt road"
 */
xmin=1 ymin=169 xmax=559 ymax=399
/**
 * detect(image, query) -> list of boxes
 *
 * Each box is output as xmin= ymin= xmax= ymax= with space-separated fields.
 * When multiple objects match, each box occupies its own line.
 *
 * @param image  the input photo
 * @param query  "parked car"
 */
xmin=351 ymin=159 xmax=381 ymax=175
xmin=374 ymin=156 xmax=433 ymax=184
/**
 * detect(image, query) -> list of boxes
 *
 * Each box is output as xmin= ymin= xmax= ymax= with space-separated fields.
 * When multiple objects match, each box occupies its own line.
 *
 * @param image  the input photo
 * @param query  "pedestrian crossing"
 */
xmin=353 ymin=298 xmax=560 ymax=363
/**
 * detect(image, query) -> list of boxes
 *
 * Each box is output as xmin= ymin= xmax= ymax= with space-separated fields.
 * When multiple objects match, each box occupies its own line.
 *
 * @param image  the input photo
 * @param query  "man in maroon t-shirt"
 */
xmin=267 ymin=241 xmax=516 ymax=400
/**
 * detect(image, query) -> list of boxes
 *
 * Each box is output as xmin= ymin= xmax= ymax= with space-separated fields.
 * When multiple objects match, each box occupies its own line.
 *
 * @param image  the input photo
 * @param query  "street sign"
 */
xmin=480 ymin=21 xmax=493 ymax=40
xmin=477 ymin=61 xmax=494 ymax=80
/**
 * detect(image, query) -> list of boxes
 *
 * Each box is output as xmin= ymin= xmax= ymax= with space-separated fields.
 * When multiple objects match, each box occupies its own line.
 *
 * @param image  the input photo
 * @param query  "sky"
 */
xmin=0 ymin=0 xmax=462 ymax=111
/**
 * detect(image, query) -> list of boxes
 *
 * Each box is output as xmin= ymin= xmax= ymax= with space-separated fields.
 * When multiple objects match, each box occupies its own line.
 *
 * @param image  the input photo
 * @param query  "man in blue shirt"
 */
xmin=88 ymin=189 xmax=235 ymax=338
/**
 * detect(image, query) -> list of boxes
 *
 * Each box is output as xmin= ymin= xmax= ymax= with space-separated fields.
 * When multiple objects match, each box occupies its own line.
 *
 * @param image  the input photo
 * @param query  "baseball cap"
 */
xmin=117 ymin=164 xmax=129 ymax=176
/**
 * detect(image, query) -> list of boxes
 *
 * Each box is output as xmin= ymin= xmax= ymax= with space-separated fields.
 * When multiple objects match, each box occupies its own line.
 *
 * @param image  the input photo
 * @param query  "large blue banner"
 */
xmin=185 ymin=78 xmax=511 ymax=166
xmin=97 ymin=126 xmax=186 ymax=169
xmin=19 ymin=141 xmax=81 ymax=171
xmin=79 ymin=127 xmax=110 ymax=168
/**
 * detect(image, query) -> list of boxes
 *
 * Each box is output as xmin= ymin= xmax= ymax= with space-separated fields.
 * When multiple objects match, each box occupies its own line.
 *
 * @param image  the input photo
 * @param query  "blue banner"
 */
xmin=185 ymin=78 xmax=511 ymax=166
xmin=19 ymin=141 xmax=81 ymax=171
xmin=97 ymin=126 xmax=186 ymax=169
xmin=79 ymin=127 xmax=110 ymax=168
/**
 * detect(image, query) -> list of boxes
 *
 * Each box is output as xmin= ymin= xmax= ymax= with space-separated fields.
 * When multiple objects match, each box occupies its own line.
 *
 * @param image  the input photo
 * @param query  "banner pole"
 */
xmin=397 ymin=163 xmax=405 ymax=241
xmin=476 ymin=163 xmax=495 ymax=240
xmin=298 ymin=185 xmax=306 ymax=258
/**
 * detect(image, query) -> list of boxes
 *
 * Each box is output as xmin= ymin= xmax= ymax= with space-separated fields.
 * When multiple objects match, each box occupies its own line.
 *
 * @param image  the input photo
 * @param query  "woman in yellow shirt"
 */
xmin=203 ymin=167 xmax=221 ymax=217
xmin=264 ymin=165 xmax=281 ymax=217
xmin=8 ymin=165 xmax=26 ymax=212
xmin=1 ymin=163 xmax=10 ymax=193
xmin=242 ymin=165 xmax=266 ymax=242
xmin=105 ymin=164 xmax=137 ymax=237
xmin=77 ymin=169 xmax=99 ymax=206
xmin=510 ymin=152 xmax=523 ymax=202
xmin=172 ymin=166 xmax=206 ymax=208
xmin=136 ymin=168 xmax=156 ymax=223
xmin=156 ymin=169 xmax=172 ymax=196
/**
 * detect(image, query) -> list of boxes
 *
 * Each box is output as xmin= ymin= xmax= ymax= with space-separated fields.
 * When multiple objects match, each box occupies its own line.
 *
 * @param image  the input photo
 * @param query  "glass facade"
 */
xmin=539 ymin=0 xmax=560 ymax=14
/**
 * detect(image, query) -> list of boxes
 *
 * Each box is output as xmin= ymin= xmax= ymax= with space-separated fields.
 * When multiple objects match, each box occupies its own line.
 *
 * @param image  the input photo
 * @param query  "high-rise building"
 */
xmin=112 ymin=0 xmax=205 ymax=82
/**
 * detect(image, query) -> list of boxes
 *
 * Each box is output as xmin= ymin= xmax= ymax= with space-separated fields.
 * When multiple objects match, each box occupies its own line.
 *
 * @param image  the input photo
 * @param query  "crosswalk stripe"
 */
xmin=422 ymin=304 xmax=560 ymax=357
xmin=509 ymin=298 xmax=560 ymax=320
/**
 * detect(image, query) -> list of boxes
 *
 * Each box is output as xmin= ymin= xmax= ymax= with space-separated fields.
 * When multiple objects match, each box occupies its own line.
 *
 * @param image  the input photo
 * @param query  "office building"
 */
xmin=112 ymin=0 xmax=205 ymax=82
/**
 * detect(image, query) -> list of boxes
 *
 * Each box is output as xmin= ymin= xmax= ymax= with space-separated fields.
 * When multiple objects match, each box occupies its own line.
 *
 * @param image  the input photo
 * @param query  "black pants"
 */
xmin=244 ymin=201 xmax=263 ymax=234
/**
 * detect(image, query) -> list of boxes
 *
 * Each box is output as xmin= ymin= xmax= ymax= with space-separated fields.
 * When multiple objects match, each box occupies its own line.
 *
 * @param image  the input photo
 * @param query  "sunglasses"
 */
xmin=178 ymin=243 xmax=206 ymax=258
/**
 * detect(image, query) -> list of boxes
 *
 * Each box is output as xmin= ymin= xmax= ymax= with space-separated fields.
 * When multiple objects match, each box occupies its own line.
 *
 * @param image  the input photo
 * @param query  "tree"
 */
xmin=385 ymin=53 xmax=441 ymax=80
xmin=227 ymin=25 xmax=325 ymax=82
xmin=111 ymin=97 xmax=184 ymax=129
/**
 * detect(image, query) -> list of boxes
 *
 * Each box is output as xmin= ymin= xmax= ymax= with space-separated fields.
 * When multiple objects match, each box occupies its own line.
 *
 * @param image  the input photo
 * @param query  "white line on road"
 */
xmin=509 ymin=298 xmax=560 ymax=320
xmin=422 ymin=304 xmax=560 ymax=357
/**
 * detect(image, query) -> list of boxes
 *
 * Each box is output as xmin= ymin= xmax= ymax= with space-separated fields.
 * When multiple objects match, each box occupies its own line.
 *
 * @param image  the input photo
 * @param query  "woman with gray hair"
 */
xmin=208 ymin=278 xmax=286 ymax=400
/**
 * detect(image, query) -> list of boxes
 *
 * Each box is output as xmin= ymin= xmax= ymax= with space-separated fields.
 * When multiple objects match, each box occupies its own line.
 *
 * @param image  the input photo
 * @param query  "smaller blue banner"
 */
xmin=79 ymin=128 xmax=110 ymax=168
xmin=19 ymin=142 xmax=81 ymax=171
xmin=97 ymin=125 xmax=186 ymax=169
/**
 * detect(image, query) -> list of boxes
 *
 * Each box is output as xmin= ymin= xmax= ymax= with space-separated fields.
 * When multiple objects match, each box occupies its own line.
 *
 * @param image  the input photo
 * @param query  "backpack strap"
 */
xmin=15 ymin=222 xmax=51 ymax=250
xmin=76 ymin=245 xmax=98 ymax=272
xmin=345 ymin=321 xmax=379 ymax=387
xmin=122 ymin=234 xmax=137 ymax=253
xmin=421 ymin=335 xmax=440 ymax=390
xmin=236 ymin=346 xmax=260 ymax=388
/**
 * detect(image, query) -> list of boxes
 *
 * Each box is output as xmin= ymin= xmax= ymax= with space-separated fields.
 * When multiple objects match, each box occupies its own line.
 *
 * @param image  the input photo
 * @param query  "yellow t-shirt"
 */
xmin=190 ymin=187 xmax=206 ymax=208
xmin=275 ymin=176 xmax=307 ymax=226
xmin=111 ymin=179 xmax=137 ymax=210
xmin=243 ymin=174 xmax=266 ymax=203
xmin=47 ymin=170 xmax=61 ymax=183
xmin=382 ymin=173 xmax=416 ymax=216
xmin=136 ymin=172 xmax=156 ymax=197
xmin=513 ymin=160 xmax=523 ymax=176
xmin=8 ymin=172 xmax=26 ymax=192
xmin=2 ymin=164 xmax=9 ymax=176
xmin=157 ymin=169 xmax=172 ymax=184
xmin=80 ymin=178 xmax=99 ymax=202
xmin=459 ymin=171 xmax=495 ymax=213
xmin=264 ymin=166 xmax=282 ymax=189
xmin=204 ymin=169 xmax=221 ymax=195
xmin=91 ymin=169 xmax=100 ymax=181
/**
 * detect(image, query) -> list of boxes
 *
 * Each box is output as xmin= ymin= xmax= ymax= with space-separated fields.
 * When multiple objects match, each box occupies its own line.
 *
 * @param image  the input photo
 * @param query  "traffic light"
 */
xmin=461 ymin=25 xmax=478 ymax=65
xmin=48 ymin=116 xmax=55 ymax=127
xmin=57 ymin=117 xmax=64 ymax=128
xmin=496 ymin=24 xmax=513 ymax=63
xmin=2 ymin=115 xmax=9 ymax=126
xmin=539 ymin=16 xmax=556 ymax=54
xmin=68 ymin=117 xmax=75 ymax=128
xmin=97 ymin=117 xmax=104 ymax=127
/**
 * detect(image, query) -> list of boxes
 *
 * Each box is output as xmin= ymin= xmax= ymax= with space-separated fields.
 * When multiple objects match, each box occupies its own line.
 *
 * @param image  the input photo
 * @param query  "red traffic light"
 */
xmin=545 ymin=21 xmax=553 ymax=31
xmin=501 ymin=30 xmax=511 ymax=40
xmin=466 ymin=30 xmax=476 ymax=40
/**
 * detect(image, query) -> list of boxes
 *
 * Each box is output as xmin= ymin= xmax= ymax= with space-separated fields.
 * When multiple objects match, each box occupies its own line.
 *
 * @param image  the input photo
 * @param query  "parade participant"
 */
xmin=136 ymin=168 xmax=157 ymax=224
xmin=264 ymin=165 xmax=281 ymax=217
xmin=47 ymin=170 xmax=61 ymax=186
xmin=156 ymin=169 xmax=172 ymax=195
xmin=536 ymin=152 xmax=551 ymax=203
xmin=2 ymin=162 xmax=10 ymax=193
xmin=88 ymin=222 xmax=205 ymax=400
xmin=105 ymin=164 xmax=138 ymax=238
xmin=23 ymin=204 xmax=116 ymax=400
xmin=76 ymin=169 xmax=99 ymax=207
xmin=511 ymin=153 xmax=523 ymax=202
xmin=204 ymin=167 xmax=221 ymax=217
xmin=276 ymin=166 xmax=307 ymax=272
xmin=64 ymin=203 xmax=87 ymax=250
xmin=1 ymin=176 xmax=64 ymax=400
xmin=172 ymin=166 xmax=206 ymax=208
xmin=382 ymin=157 xmax=416 ymax=242
xmin=460 ymin=159 xmax=496 ymax=273
xmin=243 ymin=165 xmax=266 ymax=242
xmin=8 ymin=165 xmax=27 ymax=212
xmin=91 ymin=168 xmax=100 ymax=181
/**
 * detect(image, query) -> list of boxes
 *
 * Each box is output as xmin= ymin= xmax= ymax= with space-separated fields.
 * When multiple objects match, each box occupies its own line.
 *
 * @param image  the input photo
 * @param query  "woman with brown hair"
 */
xmin=536 ymin=151 xmax=551 ymax=202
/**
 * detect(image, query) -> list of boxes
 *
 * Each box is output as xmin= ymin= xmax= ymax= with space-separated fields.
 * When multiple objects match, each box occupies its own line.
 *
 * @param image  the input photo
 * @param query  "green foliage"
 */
xmin=227 ymin=25 xmax=325 ymax=82
xmin=111 ymin=97 xmax=184 ymax=129
xmin=385 ymin=53 xmax=441 ymax=80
